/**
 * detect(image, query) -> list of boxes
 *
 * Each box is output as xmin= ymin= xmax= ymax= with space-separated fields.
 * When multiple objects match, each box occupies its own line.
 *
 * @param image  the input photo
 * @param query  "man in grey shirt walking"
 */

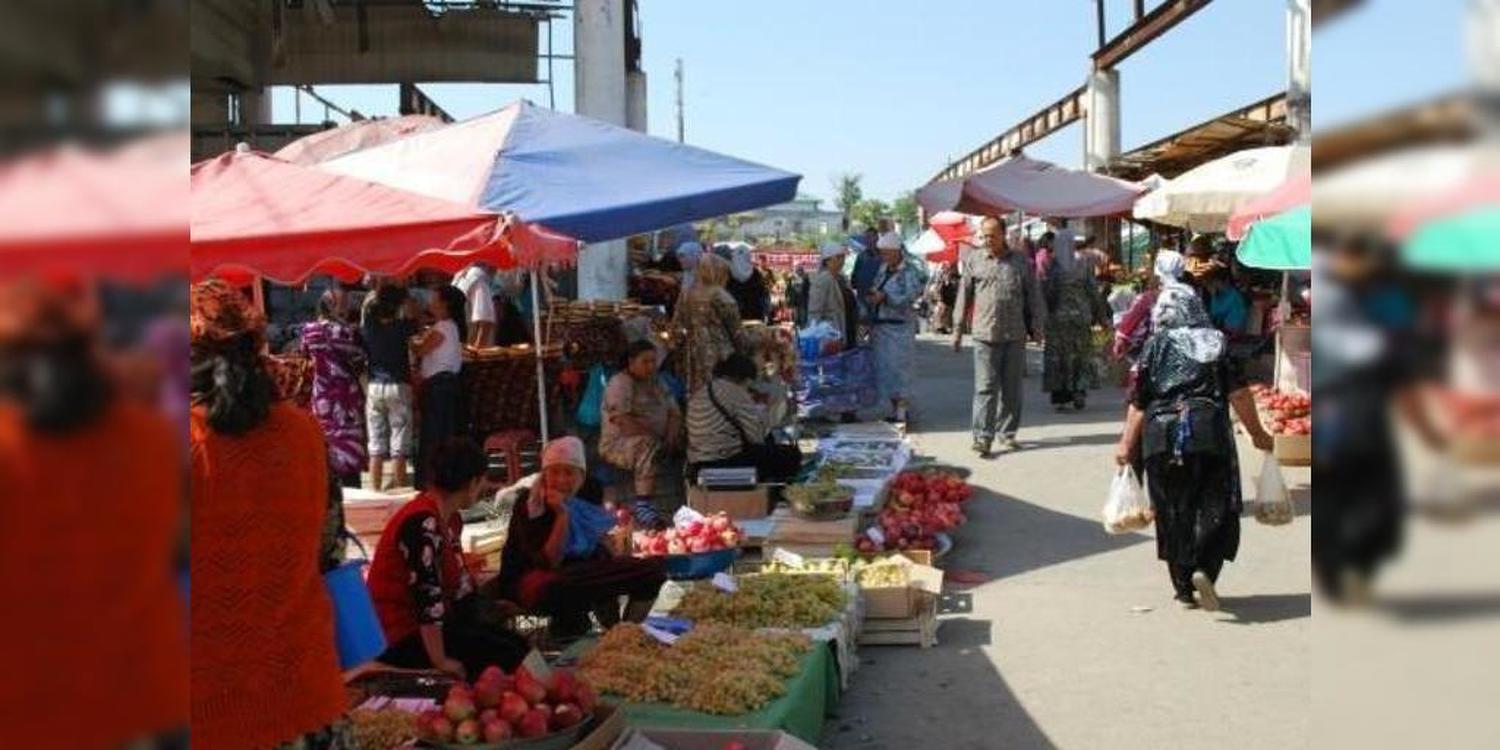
xmin=953 ymin=216 xmax=1047 ymax=457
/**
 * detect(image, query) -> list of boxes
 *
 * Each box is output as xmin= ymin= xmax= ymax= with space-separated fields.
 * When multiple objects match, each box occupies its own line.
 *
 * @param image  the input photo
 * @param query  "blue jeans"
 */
xmin=972 ymin=339 xmax=1025 ymax=444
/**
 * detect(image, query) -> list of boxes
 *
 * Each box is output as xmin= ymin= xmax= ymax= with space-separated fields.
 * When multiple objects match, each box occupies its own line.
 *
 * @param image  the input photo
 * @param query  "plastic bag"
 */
xmin=1253 ymin=450 xmax=1293 ymax=526
xmin=574 ymin=364 xmax=608 ymax=428
xmin=1102 ymin=466 xmax=1153 ymax=534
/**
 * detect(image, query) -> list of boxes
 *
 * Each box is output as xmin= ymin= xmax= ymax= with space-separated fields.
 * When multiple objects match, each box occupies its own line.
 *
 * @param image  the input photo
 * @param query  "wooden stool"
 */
xmin=484 ymin=429 xmax=538 ymax=486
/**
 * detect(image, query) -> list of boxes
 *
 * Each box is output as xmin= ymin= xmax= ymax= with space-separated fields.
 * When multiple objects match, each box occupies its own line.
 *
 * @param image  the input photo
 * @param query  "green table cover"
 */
xmin=563 ymin=639 xmax=839 ymax=744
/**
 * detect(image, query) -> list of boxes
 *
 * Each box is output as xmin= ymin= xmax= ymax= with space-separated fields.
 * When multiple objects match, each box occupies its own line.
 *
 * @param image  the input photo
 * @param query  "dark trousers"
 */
xmin=378 ymin=598 xmax=529 ymax=678
xmin=415 ymin=372 xmax=463 ymax=489
xmin=972 ymin=339 xmax=1025 ymax=443
xmin=689 ymin=443 xmax=804 ymax=485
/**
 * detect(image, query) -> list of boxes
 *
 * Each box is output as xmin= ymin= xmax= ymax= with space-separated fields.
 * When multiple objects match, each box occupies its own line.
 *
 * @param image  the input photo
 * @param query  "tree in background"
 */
xmin=832 ymin=172 xmax=863 ymax=232
xmin=891 ymin=190 xmax=920 ymax=236
xmin=851 ymin=198 xmax=890 ymax=233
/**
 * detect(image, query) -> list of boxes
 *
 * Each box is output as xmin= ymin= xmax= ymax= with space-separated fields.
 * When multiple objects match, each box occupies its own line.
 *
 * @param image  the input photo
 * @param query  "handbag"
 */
xmin=575 ymin=363 xmax=609 ymax=428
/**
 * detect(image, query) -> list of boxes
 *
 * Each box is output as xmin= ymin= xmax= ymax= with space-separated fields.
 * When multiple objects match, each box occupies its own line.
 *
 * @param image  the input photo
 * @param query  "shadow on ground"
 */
xmin=1218 ymin=593 xmax=1312 ymax=624
xmin=821 ymin=616 xmax=1057 ymax=750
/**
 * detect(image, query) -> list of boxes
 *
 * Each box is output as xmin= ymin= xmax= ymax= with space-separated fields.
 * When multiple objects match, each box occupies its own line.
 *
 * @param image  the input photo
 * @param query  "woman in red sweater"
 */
xmin=368 ymin=438 xmax=529 ymax=678
xmin=189 ymin=280 xmax=351 ymax=749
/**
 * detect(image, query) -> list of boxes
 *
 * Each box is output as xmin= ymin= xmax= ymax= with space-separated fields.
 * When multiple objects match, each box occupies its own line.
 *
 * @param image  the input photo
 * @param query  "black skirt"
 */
xmin=1145 ymin=453 xmax=1241 ymax=569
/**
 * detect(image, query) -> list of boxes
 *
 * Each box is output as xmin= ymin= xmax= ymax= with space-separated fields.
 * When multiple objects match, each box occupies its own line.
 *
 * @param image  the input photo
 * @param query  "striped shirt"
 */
xmin=686 ymin=378 xmax=768 ymax=464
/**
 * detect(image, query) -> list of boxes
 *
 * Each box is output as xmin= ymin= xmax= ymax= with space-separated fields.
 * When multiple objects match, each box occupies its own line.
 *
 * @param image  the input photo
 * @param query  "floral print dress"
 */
xmin=671 ymin=289 xmax=745 ymax=395
xmin=300 ymin=319 xmax=367 ymax=478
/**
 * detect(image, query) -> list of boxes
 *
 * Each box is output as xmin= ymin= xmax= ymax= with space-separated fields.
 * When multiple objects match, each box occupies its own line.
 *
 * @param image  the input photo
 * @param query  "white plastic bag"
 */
xmin=1253 ymin=450 xmax=1294 ymax=526
xmin=1102 ymin=466 xmax=1153 ymax=534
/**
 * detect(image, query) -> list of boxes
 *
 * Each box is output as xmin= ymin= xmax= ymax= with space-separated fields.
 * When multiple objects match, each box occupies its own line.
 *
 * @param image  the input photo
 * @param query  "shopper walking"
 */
xmin=953 ymin=216 xmax=1047 ymax=457
xmin=671 ymin=252 xmax=745 ymax=395
xmin=1113 ymin=284 xmax=1274 ymax=610
xmin=1041 ymin=229 xmax=1107 ymax=411
xmin=362 ymin=284 xmax=417 ymax=491
xmin=300 ymin=290 xmax=366 ymax=487
xmin=867 ymin=232 xmax=922 ymax=423
xmin=413 ymin=285 xmax=467 ymax=489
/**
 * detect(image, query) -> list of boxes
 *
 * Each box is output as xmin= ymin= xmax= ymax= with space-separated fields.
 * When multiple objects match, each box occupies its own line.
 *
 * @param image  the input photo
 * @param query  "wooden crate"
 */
xmin=858 ymin=591 xmax=939 ymax=648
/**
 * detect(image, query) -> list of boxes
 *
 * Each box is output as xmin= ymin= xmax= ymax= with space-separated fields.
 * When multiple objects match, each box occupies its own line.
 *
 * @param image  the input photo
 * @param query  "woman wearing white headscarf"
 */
xmin=676 ymin=241 xmax=704 ymax=290
xmin=807 ymin=241 xmax=856 ymax=348
xmin=1114 ymin=284 xmax=1273 ymax=610
xmin=1041 ymin=226 xmax=1108 ymax=410
xmin=723 ymin=244 xmax=770 ymax=322
xmin=867 ymin=232 xmax=922 ymax=422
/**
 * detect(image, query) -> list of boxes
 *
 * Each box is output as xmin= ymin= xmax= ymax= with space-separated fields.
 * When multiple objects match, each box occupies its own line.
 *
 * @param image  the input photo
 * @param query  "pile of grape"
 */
xmin=348 ymin=708 xmax=418 ymax=750
xmin=671 ymin=573 xmax=845 ymax=629
xmin=852 ymin=559 xmax=910 ymax=588
xmin=578 ymin=623 xmax=811 ymax=715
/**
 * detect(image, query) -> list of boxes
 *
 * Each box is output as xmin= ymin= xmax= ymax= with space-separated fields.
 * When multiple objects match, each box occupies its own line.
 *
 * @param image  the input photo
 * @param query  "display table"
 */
xmin=563 ymin=639 xmax=838 ymax=744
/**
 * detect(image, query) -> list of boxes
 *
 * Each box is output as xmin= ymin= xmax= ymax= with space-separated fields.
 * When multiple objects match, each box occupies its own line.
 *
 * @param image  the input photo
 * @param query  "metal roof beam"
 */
xmin=1092 ymin=0 xmax=1213 ymax=71
xmin=929 ymin=85 xmax=1087 ymax=184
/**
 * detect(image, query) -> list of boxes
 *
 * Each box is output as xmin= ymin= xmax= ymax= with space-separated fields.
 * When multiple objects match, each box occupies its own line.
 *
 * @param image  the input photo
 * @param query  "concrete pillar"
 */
xmin=573 ymin=0 xmax=629 ymax=300
xmin=1468 ymin=0 xmax=1500 ymax=135
xmin=626 ymin=70 xmax=648 ymax=133
xmin=1083 ymin=68 xmax=1119 ymax=173
xmin=1286 ymin=0 xmax=1312 ymax=138
xmin=1083 ymin=68 xmax=1121 ymax=257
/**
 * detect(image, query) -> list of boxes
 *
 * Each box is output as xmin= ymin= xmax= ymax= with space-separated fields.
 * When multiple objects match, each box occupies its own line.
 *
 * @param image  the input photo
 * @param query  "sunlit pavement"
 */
xmin=822 ymin=333 xmax=1311 ymax=750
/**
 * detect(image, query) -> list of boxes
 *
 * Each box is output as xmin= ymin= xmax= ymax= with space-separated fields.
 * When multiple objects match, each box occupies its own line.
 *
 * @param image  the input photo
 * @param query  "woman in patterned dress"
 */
xmin=670 ymin=253 xmax=746 ymax=396
xmin=300 ymin=290 xmax=366 ymax=487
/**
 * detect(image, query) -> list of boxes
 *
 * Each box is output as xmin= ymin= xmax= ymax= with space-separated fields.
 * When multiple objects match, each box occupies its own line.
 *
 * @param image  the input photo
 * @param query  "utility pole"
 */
xmin=674 ymin=57 xmax=685 ymax=143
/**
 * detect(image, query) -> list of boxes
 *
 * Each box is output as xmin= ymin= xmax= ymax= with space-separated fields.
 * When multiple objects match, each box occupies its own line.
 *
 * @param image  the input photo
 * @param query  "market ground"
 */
xmin=820 ymin=333 xmax=1313 ymax=750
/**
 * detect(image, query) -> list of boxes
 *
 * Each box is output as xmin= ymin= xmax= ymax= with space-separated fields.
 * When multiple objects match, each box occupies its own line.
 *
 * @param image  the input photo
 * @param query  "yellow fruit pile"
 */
xmin=579 ymin=623 xmax=811 ymax=715
xmin=671 ymin=573 xmax=845 ymax=629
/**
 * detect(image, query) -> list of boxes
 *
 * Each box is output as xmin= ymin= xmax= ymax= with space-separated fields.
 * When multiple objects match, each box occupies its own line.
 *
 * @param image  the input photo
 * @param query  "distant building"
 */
xmin=732 ymin=195 xmax=845 ymax=241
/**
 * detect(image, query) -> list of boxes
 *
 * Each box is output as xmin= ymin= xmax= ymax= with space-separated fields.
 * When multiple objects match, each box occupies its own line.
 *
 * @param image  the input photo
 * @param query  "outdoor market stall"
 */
xmin=1133 ymin=144 xmax=1309 ymax=233
xmin=916 ymin=153 xmax=1146 ymax=218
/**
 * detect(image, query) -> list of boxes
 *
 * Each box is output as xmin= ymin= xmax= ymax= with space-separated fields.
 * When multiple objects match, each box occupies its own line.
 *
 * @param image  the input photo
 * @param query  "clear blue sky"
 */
xmin=271 ymin=0 xmax=1470 ymax=206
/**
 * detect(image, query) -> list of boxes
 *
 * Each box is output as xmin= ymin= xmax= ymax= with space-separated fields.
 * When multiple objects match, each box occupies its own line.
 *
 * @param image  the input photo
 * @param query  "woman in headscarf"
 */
xmin=187 ymin=280 xmax=351 ymax=748
xmin=498 ymin=437 xmax=667 ymax=639
xmin=1041 ymin=228 xmax=1108 ymax=411
xmin=0 ymin=280 xmax=188 ymax=748
xmin=676 ymin=240 xmax=704 ymax=291
xmin=807 ymin=241 xmax=857 ymax=351
xmin=724 ymin=244 xmax=770 ymax=322
xmin=670 ymin=252 xmax=746 ymax=395
xmin=867 ymin=231 xmax=923 ymax=422
xmin=1113 ymin=284 xmax=1273 ymax=610
xmin=300 ymin=289 xmax=366 ymax=488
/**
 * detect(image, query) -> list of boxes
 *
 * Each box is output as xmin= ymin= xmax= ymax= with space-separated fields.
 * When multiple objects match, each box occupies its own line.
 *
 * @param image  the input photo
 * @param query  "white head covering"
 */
xmin=876 ymin=232 xmax=903 ymax=251
xmin=730 ymin=244 xmax=754 ymax=282
xmin=819 ymin=241 xmax=846 ymax=260
xmin=1051 ymin=229 xmax=1079 ymax=278
xmin=1151 ymin=284 xmax=1225 ymax=363
xmin=1153 ymin=250 xmax=1186 ymax=285
xmin=541 ymin=436 xmax=587 ymax=472
xmin=677 ymin=241 xmax=704 ymax=269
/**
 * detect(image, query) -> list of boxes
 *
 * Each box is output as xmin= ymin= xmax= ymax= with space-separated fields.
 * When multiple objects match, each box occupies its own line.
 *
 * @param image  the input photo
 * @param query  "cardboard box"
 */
xmin=569 ymin=703 xmax=627 ymax=750
xmin=1273 ymin=434 xmax=1310 ymax=466
xmin=858 ymin=553 xmax=944 ymax=620
xmin=687 ymin=484 xmax=771 ymax=520
xmin=610 ymin=728 xmax=816 ymax=750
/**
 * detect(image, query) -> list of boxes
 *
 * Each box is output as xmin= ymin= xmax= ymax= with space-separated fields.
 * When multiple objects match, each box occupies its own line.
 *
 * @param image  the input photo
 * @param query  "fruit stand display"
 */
xmin=1250 ymin=384 xmax=1311 ymax=466
xmin=1432 ymin=388 xmax=1500 ymax=464
xmin=854 ymin=470 xmax=972 ymax=555
xmin=569 ymin=622 xmax=837 ymax=743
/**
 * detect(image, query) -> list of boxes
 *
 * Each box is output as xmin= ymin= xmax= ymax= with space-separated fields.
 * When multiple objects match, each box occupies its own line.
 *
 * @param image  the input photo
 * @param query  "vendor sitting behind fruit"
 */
xmin=685 ymin=353 xmax=803 ymax=487
xmin=497 ymin=436 xmax=668 ymax=639
xmin=599 ymin=340 xmax=682 ymax=529
xmin=369 ymin=438 xmax=530 ymax=679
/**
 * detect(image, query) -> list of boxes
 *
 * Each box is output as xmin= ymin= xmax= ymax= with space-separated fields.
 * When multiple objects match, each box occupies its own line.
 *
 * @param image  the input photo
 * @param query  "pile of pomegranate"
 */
xmin=629 ymin=511 xmax=742 ymax=557
xmin=855 ymin=470 xmax=971 ymax=553
xmin=415 ymin=665 xmax=596 ymax=745
xmin=1251 ymin=385 xmax=1311 ymax=436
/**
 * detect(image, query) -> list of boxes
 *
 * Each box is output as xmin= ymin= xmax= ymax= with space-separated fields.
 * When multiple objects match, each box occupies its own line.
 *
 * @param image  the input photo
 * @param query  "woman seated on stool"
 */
xmin=599 ymin=340 xmax=681 ymax=529
xmin=369 ymin=438 xmax=529 ymax=679
xmin=686 ymin=353 xmax=803 ymax=484
xmin=498 ymin=437 xmax=668 ymax=639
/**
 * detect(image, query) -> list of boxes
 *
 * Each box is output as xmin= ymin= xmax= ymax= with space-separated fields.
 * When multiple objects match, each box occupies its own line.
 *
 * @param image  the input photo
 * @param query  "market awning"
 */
xmin=916 ymin=154 xmax=1144 ymax=219
xmin=319 ymin=99 xmax=803 ymax=243
xmin=273 ymin=115 xmax=447 ymax=166
xmin=1236 ymin=206 xmax=1311 ymax=270
xmin=1313 ymin=144 xmax=1481 ymax=235
xmin=0 ymin=133 xmax=187 ymax=282
xmin=1390 ymin=175 xmax=1500 ymax=272
xmin=1226 ymin=173 xmax=1310 ymax=241
xmin=1133 ymin=144 xmax=1309 ymax=233
xmin=190 ymin=147 xmax=522 ymax=284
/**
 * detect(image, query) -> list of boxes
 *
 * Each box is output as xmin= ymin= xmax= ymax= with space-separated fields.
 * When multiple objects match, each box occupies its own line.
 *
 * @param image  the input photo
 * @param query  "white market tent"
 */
xmin=917 ymin=153 xmax=1145 ymax=218
xmin=1133 ymin=144 xmax=1309 ymax=233
xmin=1312 ymin=144 xmax=1480 ymax=235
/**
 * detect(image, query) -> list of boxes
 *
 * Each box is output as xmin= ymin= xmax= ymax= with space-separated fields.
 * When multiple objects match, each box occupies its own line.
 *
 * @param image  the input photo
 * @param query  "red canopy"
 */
xmin=0 ymin=134 xmax=187 ymax=283
xmin=191 ymin=148 xmax=519 ymax=284
xmin=1226 ymin=173 xmax=1311 ymax=240
xmin=1388 ymin=176 xmax=1500 ymax=239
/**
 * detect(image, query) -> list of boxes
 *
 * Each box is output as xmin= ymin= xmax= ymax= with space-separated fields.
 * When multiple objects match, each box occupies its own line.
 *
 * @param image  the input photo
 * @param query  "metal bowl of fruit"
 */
xmin=786 ymin=482 xmax=855 ymax=521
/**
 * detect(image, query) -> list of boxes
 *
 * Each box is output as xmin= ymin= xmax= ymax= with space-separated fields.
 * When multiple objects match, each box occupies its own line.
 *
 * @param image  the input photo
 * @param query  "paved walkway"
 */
xmin=821 ymin=333 xmax=1312 ymax=750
